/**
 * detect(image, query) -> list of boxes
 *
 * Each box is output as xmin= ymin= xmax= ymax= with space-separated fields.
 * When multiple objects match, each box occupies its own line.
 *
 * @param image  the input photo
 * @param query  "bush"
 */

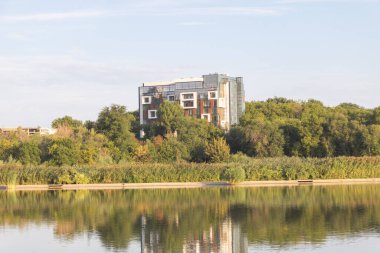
xmin=205 ymin=138 xmax=230 ymax=163
xmin=221 ymin=167 xmax=246 ymax=183
xmin=156 ymin=137 xmax=189 ymax=163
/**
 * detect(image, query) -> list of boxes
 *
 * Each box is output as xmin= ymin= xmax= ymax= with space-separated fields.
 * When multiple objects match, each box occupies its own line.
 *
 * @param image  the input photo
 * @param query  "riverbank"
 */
xmin=2 ymin=178 xmax=380 ymax=191
xmin=1 ymin=157 xmax=380 ymax=187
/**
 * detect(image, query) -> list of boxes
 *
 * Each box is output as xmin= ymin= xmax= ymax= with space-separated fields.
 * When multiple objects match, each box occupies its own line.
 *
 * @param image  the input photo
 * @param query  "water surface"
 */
xmin=1 ymin=185 xmax=380 ymax=252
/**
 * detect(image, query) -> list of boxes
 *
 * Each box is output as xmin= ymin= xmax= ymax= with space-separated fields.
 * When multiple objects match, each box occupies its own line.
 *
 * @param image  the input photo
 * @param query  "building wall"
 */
xmin=138 ymin=74 xmax=245 ymax=133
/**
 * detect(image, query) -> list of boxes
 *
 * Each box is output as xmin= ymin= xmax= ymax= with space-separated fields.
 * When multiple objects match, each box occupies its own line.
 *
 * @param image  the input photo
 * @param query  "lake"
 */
xmin=1 ymin=185 xmax=380 ymax=252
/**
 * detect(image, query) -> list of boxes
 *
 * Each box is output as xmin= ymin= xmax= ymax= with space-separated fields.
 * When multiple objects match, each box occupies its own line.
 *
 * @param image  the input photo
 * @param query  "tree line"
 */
xmin=0 ymin=98 xmax=379 ymax=166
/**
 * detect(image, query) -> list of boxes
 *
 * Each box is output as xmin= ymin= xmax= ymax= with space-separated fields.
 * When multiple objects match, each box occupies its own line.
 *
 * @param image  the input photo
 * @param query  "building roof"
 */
xmin=143 ymin=77 xmax=203 ymax=87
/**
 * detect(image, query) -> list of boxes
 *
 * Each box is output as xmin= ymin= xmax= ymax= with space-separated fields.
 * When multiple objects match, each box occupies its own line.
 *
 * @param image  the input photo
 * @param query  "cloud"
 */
xmin=0 ymin=6 xmax=280 ymax=23
xmin=179 ymin=21 xmax=208 ymax=26
xmin=0 ymin=10 xmax=109 ymax=22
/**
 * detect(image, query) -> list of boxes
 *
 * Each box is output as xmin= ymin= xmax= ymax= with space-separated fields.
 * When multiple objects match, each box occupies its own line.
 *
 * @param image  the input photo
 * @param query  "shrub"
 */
xmin=156 ymin=137 xmax=189 ymax=163
xmin=221 ymin=167 xmax=246 ymax=183
xmin=205 ymin=138 xmax=230 ymax=163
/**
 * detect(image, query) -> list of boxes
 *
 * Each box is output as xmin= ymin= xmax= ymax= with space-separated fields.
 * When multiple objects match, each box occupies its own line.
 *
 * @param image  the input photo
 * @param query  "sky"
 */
xmin=0 ymin=0 xmax=379 ymax=127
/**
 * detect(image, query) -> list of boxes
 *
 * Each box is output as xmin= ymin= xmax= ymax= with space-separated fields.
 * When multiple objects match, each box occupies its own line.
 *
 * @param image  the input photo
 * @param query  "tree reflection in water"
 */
xmin=1 ymin=185 xmax=380 ymax=252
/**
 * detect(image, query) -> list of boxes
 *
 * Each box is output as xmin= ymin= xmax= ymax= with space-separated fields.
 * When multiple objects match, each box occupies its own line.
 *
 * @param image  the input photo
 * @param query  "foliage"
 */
xmin=204 ymin=138 xmax=230 ymax=163
xmin=95 ymin=105 xmax=139 ymax=160
xmin=1 ymin=157 xmax=380 ymax=185
xmin=48 ymin=138 xmax=80 ymax=166
xmin=157 ymin=101 xmax=185 ymax=135
xmin=52 ymin=116 xmax=83 ymax=129
xmin=1 ymin=99 xmax=380 ymax=166
xmin=16 ymin=138 xmax=41 ymax=165
xmin=221 ymin=167 xmax=246 ymax=183
xmin=227 ymin=122 xmax=284 ymax=157
xmin=155 ymin=137 xmax=189 ymax=163
xmin=235 ymin=98 xmax=380 ymax=158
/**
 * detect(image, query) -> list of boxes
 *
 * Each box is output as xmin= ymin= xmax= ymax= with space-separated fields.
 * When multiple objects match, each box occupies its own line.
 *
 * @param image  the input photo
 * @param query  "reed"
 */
xmin=0 ymin=156 xmax=379 ymax=185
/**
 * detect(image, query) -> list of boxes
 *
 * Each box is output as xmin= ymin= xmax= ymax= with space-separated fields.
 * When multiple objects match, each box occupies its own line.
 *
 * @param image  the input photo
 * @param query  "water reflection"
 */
xmin=0 ymin=185 xmax=380 ymax=252
xmin=141 ymin=216 xmax=247 ymax=253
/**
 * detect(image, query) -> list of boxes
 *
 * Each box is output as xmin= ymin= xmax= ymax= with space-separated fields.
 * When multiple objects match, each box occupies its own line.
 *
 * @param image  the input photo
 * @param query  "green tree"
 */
xmin=17 ymin=139 xmax=41 ymax=165
xmin=177 ymin=117 xmax=223 ymax=162
xmin=52 ymin=116 xmax=83 ymax=129
xmin=48 ymin=138 xmax=80 ymax=166
xmin=204 ymin=138 xmax=230 ymax=163
xmin=228 ymin=121 xmax=284 ymax=157
xmin=95 ymin=105 xmax=138 ymax=161
xmin=299 ymin=100 xmax=326 ymax=157
xmin=157 ymin=101 xmax=185 ymax=135
xmin=156 ymin=137 xmax=189 ymax=163
xmin=373 ymin=107 xmax=380 ymax=125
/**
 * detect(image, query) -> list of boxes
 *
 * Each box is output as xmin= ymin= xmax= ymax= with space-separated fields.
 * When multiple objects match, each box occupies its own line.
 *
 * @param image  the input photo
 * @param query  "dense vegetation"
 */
xmin=1 ymin=156 xmax=379 ymax=185
xmin=1 ymin=185 xmax=380 ymax=251
xmin=229 ymin=98 xmax=380 ymax=157
xmin=0 ymin=98 xmax=379 ymax=184
xmin=1 ymin=99 xmax=379 ymax=167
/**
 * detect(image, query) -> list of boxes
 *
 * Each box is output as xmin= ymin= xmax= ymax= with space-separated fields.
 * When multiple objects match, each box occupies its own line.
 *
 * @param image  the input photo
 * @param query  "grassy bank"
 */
xmin=1 ymin=156 xmax=380 ymax=185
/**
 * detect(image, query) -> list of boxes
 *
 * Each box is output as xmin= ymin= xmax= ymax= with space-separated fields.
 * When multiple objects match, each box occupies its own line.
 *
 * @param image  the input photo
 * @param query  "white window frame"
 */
xmin=142 ymin=96 xmax=152 ymax=105
xmin=167 ymin=95 xmax=175 ymax=101
xmin=201 ymin=113 xmax=211 ymax=122
xmin=208 ymin=91 xmax=218 ymax=100
xmin=180 ymin=92 xmax=197 ymax=109
xmin=148 ymin=110 xmax=158 ymax=119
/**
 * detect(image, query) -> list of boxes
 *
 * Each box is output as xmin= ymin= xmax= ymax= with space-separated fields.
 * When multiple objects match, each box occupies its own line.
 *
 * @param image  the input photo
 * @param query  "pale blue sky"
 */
xmin=0 ymin=0 xmax=379 ymax=127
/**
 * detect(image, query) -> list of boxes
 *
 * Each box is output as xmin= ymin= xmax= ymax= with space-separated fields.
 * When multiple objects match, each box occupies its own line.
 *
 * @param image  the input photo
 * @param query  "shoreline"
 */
xmin=1 ymin=178 xmax=380 ymax=191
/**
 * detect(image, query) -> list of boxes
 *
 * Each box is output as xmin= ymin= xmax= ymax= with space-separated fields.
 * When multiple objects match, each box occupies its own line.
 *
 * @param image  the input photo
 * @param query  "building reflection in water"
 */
xmin=141 ymin=216 xmax=248 ymax=253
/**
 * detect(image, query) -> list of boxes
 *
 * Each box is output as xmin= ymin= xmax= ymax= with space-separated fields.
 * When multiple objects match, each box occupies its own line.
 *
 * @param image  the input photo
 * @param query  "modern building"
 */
xmin=138 ymin=73 xmax=245 ymax=136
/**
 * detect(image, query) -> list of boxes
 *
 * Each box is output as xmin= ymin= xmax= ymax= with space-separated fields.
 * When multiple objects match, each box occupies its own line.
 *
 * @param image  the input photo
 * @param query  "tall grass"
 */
xmin=0 ymin=156 xmax=380 ymax=185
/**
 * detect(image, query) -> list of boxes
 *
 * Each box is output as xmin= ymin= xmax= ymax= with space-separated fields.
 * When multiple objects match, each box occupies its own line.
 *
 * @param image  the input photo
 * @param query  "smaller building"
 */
xmin=0 ymin=127 xmax=57 ymax=136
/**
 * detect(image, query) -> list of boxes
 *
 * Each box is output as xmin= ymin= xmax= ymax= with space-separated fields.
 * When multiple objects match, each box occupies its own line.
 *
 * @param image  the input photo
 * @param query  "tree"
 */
xmin=373 ymin=107 xmax=380 ymax=125
xmin=156 ymin=137 xmax=189 ymax=163
xmin=204 ymin=138 xmax=230 ymax=163
xmin=95 ymin=105 xmax=138 ymax=161
xmin=157 ymin=101 xmax=185 ymax=135
xmin=177 ymin=117 xmax=223 ymax=162
xmin=17 ymin=139 xmax=41 ymax=165
xmin=52 ymin=116 xmax=83 ymax=129
xmin=227 ymin=121 xmax=284 ymax=158
xmin=48 ymin=138 xmax=80 ymax=166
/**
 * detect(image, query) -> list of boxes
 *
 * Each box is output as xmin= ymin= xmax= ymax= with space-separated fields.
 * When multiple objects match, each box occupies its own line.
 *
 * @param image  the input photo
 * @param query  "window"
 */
xmin=167 ymin=95 xmax=175 ymax=101
xmin=142 ymin=96 xmax=151 ymax=105
xmin=208 ymin=91 xmax=218 ymax=100
xmin=204 ymin=101 xmax=210 ymax=107
xmin=201 ymin=114 xmax=211 ymax=122
xmin=183 ymin=101 xmax=194 ymax=108
xmin=183 ymin=93 xmax=194 ymax=100
xmin=148 ymin=110 xmax=157 ymax=119
xmin=180 ymin=92 xmax=197 ymax=109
